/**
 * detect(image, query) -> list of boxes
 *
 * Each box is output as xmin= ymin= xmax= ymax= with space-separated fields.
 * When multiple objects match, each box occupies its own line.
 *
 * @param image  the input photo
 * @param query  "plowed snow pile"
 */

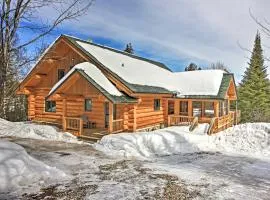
xmin=95 ymin=123 xmax=270 ymax=159
xmin=0 ymin=118 xmax=81 ymax=143
xmin=213 ymin=123 xmax=270 ymax=157
xmin=0 ymin=140 xmax=66 ymax=192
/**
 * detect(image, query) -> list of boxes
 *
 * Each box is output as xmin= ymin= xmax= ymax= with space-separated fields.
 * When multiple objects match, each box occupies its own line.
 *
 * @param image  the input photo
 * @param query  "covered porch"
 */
xmin=61 ymin=101 xmax=128 ymax=139
xmin=166 ymin=99 xmax=241 ymax=134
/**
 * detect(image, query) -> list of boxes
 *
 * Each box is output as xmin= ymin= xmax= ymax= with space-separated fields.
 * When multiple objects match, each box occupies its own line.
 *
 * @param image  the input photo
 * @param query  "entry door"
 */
xmin=104 ymin=102 xmax=109 ymax=128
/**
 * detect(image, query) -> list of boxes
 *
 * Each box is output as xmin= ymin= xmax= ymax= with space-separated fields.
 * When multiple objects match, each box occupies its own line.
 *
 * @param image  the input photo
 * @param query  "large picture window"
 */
xmin=180 ymin=101 xmax=188 ymax=116
xmin=192 ymin=101 xmax=202 ymax=117
xmin=204 ymin=102 xmax=214 ymax=117
xmin=168 ymin=100 xmax=174 ymax=115
xmin=85 ymin=99 xmax=92 ymax=111
xmin=45 ymin=101 xmax=56 ymax=112
xmin=154 ymin=99 xmax=161 ymax=111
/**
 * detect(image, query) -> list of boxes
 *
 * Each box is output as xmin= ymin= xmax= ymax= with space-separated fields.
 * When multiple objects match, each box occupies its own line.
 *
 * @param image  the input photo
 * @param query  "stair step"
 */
xmin=91 ymin=132 xmax=108 ymax=137
xmin=78 ymin=135 xmax=101 ymax=142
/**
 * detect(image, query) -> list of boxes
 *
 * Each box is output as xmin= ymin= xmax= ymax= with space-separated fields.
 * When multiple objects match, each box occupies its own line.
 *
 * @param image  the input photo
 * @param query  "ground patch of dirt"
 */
xmin=21 ymin=181 xmax=98 ymax=200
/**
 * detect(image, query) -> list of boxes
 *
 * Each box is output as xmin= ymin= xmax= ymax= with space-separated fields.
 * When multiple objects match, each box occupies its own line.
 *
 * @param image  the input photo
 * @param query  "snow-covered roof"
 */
xmin=49 ymin=62 xmax=123 ymax=96
xmin=75 ymin=40 xmax=225 ymax=96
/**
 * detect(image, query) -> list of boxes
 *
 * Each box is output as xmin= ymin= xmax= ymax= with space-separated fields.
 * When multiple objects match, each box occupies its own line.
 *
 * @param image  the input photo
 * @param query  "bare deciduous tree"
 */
xmin=208 ymin=61 xmax=230 ymax=73
xmin=0 ymin=0 xmax=94 ymax=119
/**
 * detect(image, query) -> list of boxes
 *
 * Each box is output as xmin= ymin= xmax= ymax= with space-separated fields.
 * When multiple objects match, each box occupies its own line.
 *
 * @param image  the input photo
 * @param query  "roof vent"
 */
xmin=121 ymin=63 xmax=125 ymax=67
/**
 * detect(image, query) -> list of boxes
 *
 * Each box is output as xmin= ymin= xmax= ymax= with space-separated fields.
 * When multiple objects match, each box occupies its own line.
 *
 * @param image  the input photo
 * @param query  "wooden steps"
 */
xmin=79 ymin=128 xmax=108 ymax=142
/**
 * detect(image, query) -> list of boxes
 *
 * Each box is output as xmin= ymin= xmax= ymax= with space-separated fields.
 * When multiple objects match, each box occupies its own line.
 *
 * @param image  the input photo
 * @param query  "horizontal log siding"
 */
xmin=64 ymin=77 xmax=108 ymax=128
xmin=135 ymin=97 xmax=165 ymax=129
xmin=30 ymin=89 xmax=62 ymax=124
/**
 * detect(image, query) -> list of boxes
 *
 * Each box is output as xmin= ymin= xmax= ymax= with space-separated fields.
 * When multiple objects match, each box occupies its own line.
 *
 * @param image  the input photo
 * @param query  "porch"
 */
xmin=166 ymin=99 xmax=241 ymax=134
xmin=61 ymin=101 xmax=126 ymax=140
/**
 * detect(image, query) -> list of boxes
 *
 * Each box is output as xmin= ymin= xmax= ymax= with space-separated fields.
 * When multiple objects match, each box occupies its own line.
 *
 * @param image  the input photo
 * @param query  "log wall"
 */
xmin=134 ymin=96 xmax=166 ymax=130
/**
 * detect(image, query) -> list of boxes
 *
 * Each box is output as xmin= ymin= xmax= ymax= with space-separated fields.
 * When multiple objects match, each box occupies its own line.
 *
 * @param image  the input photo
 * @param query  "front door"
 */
xmin=104 ymin=102 xmax=109 ymax=128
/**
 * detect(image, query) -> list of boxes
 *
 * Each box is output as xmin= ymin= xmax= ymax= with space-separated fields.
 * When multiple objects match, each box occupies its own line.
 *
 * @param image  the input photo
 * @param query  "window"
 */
xmin=219 ymin=101 xmax=223 ymax=117
xmin=154 ymin=99 xmax=161 ymax=111
xmin=85 ymin=99 xmax=92 ymax=111
xmin=45 ymin=101 xmax=56 ymax=112
xmin=168 ymin=100 xmax=174 ymax=115
xmin=58 ymin=69 xmax=65 ymax=80
xmin=113 ymin=104 xmax=117 ymax=120
xmin=180 ymin=101 xmax=188 ymax=116
xmin=204 ymin=102 xmax=214 ymax=117
xmin=192 ymin=101 xmax=202 ymax=117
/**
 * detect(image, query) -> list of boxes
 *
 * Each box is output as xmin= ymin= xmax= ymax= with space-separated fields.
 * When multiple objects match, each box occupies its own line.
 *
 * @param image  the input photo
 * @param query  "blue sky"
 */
xmin=20 ymin=0 xmax=270 ymax=83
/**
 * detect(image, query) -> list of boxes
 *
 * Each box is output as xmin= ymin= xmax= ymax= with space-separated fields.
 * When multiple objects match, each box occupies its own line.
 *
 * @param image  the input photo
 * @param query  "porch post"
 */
xmin=201 ymin=102 xmax=205 ymax=117
xmin=188 ymin=100 xmax=192 ymax=117
xmin=62 ymin=98 xmax=67 ymax=131
xmin=174 ymin=99 xmax=180 ymax=115
xmin=214 ymin=101 xmax=219 ymax=117
xmin=109 ymin=102 xmax=114 ymax=133
xmin=123 ymin=105 xmax=129 ymax=131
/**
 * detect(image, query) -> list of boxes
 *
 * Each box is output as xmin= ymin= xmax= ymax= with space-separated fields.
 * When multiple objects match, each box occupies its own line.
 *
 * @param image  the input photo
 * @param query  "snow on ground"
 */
xmin=0 ymin=118 xmax=81 ymax=143
xmin=95 ymin=123 xmax=270 ymax=160
xmin=0 ymin=140 xmax=66 ymax=193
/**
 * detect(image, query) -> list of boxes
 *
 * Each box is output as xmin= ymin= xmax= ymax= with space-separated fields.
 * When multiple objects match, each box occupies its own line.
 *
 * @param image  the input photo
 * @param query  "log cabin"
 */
xmin=16 ymin=35 xmax=240 ymax=140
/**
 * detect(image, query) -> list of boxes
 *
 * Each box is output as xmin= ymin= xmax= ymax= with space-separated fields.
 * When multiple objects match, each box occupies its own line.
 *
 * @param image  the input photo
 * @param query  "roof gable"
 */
xmin=48 ymin=62 xmax=137 ymax=103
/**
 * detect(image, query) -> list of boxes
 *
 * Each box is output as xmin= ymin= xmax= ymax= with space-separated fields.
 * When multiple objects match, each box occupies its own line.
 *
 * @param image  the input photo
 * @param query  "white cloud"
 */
xmin=36 ymin=0 xmax=270 ymax=82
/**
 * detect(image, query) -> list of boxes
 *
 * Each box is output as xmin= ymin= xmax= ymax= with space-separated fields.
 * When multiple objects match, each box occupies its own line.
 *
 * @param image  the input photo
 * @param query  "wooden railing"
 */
xmin=63 ymin=117 xmax=83 ymax=136
xmin=168 ymin=115 xmax=194 ymax=126
xmin=112 ymin=119 xmax=124 ymax=133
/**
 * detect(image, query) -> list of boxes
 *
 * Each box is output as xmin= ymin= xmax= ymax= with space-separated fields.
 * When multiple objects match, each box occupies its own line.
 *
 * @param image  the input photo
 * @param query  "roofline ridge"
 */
xmin=62 ymin=34 xmax=172 ymax=72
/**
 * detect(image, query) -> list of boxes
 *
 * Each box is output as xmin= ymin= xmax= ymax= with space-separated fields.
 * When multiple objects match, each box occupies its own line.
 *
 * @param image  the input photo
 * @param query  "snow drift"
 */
xmin=0 ymin=140 xmax=65 ymax=192
xmin=95 ymin=123 xmax=270 ymax=159
xmin=0 ymin=118 xmax=81 ymax=143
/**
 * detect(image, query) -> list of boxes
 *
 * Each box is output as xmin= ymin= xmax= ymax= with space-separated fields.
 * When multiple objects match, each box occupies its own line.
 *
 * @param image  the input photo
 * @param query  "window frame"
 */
xmin=192 ymin=101 xmax=202 ymax=117
xmin=154 ymin=99 xmax=161 ymax=111
xmin=58 ymin=69 xmax=65 ymax=81
xmin=168 ymin=100 xmax=175 ymax=115
xmin=180 ymin=101 xmax=188 ymax=116
xmin=45 ymin=100 xmax=56 ymax=113
xmin=204 ymin=102 xmax=214 ymax=118
xmin=84 ymin=99 xmax=92 ymax=112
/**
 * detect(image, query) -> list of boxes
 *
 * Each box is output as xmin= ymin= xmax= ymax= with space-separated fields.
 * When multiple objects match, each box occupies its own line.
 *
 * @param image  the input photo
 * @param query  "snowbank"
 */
xmin=0 ymin=118 xmax=81 ymax=143
xmin=94 ymin=124 xmax=210 ymax=159
xmin=213 ymin=123 xmax=270 ymax=157
xmin=94 ymin=123 xmax=270 ymax=160
xmin=0 ymin=140 xmax=65 ymax=192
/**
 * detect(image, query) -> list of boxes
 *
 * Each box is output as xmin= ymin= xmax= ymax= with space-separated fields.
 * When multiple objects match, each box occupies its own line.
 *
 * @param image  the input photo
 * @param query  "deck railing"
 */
xmin=168 ymin=115 xmax=194 ymax=126
xmin=63 ymin=117 xmax=83 ymax=136
xmin=112 ymin=119 xmax=124 ymax=133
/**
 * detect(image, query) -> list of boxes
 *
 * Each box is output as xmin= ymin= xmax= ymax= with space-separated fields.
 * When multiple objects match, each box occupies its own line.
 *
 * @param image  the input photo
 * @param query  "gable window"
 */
xmin=45 ymin=101 xmax=56 ymax=112
xmin=180 ymin=101 xmax=188 ymax=116
xmin=154 ymin=99 xmax=161 ymax=111
xmin=58 ymin=69 xmax=65 ymax=80
xmin=85 ymin=99 xmax=92 ymax=111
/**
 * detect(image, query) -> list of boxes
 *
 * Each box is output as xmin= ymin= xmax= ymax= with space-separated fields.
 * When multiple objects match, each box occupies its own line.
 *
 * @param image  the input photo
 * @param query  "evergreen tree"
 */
xmin=238 ymin=32 xmax=270 ymax=122
xmin=124 ymin=43 xmax=134 ymax=54
xmin=185 ymin=63 xmax=201 ymax=71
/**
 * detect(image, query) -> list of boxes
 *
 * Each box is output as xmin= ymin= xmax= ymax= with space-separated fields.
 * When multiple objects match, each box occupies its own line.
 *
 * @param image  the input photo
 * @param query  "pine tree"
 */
xmin=185 ymin=63 xmax=201 ymax=71
xmin=124 ymin=43 xmax=134 ymax=54
xmin=238 ymin=32 xmax=270 ymax=122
